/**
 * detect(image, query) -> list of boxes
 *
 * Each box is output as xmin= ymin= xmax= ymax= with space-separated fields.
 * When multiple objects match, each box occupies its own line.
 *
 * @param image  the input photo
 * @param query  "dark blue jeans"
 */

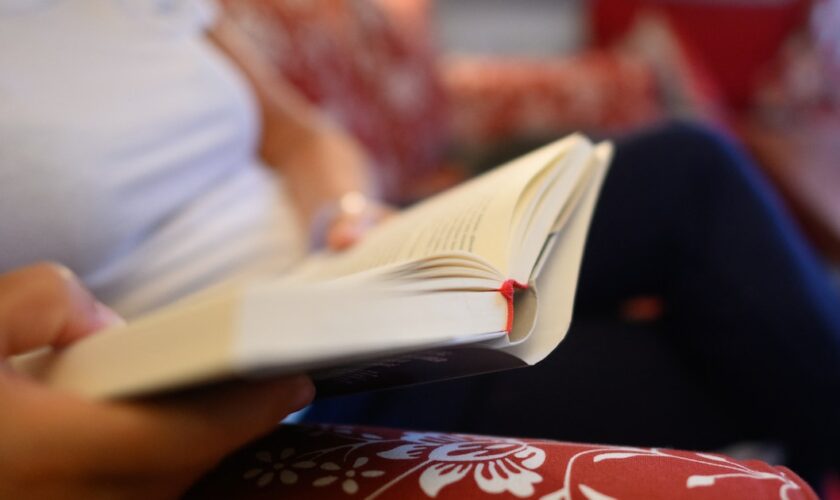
xmin=305 ymin=122 xmax=840 ymax=479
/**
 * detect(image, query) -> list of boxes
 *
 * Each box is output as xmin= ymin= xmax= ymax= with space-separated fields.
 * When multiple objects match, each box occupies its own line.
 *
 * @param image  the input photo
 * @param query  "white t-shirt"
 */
xmin=0 ymin=0 xmax=305 ymax=316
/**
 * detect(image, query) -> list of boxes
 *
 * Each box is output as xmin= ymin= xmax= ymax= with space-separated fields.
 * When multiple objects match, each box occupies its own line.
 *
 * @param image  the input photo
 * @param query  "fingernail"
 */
xmin=92 ymin=301 xmax=127 ymax=330
xmin=52 ymin=263 xmax=76 ymax=282
xmin=328 ymin=225 xmax=361 ymax=250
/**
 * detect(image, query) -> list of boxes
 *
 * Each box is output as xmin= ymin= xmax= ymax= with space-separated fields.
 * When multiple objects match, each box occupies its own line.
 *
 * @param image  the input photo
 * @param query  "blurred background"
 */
xmin=223 ymin=0 xmax=840 ymax=272
xmin=437 ymin=0 xmax=840 ymax=268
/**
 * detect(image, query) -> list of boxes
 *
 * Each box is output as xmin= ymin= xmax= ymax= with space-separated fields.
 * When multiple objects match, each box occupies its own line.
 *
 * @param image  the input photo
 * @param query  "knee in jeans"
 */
xmin=652 ymin=120 xmax=754 ymax=185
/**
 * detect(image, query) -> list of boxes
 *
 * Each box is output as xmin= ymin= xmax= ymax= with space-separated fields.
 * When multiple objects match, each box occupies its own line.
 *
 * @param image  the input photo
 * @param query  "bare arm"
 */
xmin=208 ymin=15 xmax=387 ymax=248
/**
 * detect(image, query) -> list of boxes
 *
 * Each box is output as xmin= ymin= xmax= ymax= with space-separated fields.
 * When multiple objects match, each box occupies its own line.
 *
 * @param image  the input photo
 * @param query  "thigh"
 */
xmin=305 ymin=316 xmax=745 ymax=451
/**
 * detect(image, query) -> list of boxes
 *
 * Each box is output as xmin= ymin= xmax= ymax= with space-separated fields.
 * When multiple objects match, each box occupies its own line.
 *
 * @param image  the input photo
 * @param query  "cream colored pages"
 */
xmin=506 ymin=139 xmax=596 ymax=281
xmin=289 ymin=135 xmax=590 ymax=281
xmin=234 ymin=282 xmax=510 ymax=372
xmin=503 ymin=143 xmax=613 ymax=363
xmin=14 ymin=281 xmax=512 ymax=399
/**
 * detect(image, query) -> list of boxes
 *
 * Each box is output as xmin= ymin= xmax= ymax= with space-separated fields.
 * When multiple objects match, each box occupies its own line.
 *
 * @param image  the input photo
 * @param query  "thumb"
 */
xmin=0 ymin=263 xmax=125 ymax=358
xmin=326 ymin=212 xmax=368 ymax=251
xmin=89 ymin=376 xmax=318 ymax=472
xmin=326 ymin=203 xmax=394 ymax=251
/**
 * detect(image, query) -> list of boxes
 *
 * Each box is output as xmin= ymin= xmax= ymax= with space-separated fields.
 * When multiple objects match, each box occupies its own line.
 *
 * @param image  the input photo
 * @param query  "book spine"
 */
xmin=498 ymin=279 xmax=529 ymax=333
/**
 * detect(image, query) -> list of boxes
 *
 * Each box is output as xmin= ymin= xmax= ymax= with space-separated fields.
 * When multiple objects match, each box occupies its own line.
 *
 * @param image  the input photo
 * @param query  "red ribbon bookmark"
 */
xmin=498 ymin=279 xmax=529 ymax=334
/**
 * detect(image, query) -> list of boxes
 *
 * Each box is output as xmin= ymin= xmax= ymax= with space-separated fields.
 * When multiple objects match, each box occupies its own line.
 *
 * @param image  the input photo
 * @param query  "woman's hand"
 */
xmin=278 ymin=129 xmax=396 ymax=250
xmin=310 ymin=190 xmax=396 ymax=251
xmin=269 ymin=126 xmax=388 ymax=246
xmin=0 ymin=263 xmax=314 ymax=500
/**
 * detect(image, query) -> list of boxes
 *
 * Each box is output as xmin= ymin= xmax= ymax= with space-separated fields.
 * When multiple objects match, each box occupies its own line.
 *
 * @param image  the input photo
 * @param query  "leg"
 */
xmin=578 ymin=121 xmax=840 ymax=476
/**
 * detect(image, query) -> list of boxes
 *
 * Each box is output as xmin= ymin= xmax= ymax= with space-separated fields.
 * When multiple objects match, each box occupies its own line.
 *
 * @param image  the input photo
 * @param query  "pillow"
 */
xmin=187 ymin=423 xmax=818 ymax=499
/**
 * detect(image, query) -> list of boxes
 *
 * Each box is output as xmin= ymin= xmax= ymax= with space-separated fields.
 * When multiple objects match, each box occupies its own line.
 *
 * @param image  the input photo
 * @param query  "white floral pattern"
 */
xmin=376 ymin=432 xmax=546 ymax=498
xmin=539 ymin=447 xmax=803 ymax=500
xmin=242 ymin=448 xmax=299 ymax=487
xmin=221 ymin=425 xmax=814 ymax=500
xmin=312 ymin=457 xmax=386 ymax=495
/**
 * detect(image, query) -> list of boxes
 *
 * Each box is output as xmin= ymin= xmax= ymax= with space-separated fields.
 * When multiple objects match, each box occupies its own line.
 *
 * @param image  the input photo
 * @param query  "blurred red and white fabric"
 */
xmin=441 ymin=53 xmax=662 ymax=148
xmin=220 ymin=0 xmax=450 ymax=200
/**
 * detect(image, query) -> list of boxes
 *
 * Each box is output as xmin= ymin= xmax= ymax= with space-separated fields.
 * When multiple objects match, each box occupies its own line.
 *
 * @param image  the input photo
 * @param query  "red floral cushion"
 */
xmin=186 ymin=424 xmax=817 ymax=499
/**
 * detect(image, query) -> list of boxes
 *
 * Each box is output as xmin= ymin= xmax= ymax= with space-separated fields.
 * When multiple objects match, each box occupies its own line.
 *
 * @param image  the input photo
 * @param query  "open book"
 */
xmin=17 ymin=134 xmax=612 ymax=399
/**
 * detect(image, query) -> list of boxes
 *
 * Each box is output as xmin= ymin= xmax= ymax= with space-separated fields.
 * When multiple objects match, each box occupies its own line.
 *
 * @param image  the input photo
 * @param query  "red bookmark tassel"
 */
xmin=498 ymin=279 xmax=529 ymax=334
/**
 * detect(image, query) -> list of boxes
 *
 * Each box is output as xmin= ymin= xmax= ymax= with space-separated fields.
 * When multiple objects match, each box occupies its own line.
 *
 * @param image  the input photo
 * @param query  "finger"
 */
xmin=326 ymin=213 xmax=367 ymax=250
xmin=326 ymin=204 xmax=394 ymax=251
xmin=109 ymin=377 xmax=314 ymax=469
xmin=134 ymin=375 xmax=316 ymax=464
xmin=0 ymin=374 xmax=314 ymax=480
xmin=0 ymin=263 xmax=124 ymax=357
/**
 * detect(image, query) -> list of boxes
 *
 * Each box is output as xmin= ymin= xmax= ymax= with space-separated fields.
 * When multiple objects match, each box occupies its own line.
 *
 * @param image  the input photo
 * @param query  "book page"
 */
xmin=502 ymin=143 xmax=613 ymax=364
xmin=289 ymin=134 xmax=590 ymax=281
xmin=506 ymin=141 xmax=604 ymax=281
